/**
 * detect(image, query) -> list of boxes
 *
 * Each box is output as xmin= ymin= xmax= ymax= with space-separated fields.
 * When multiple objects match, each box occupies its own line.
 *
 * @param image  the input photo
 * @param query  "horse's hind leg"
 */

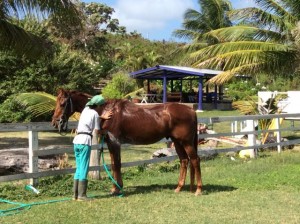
xmin=173 ymin=141 xmax=189 ymax=193
xmin=190 ymin=155 xmax=202 ymax=196
xmin=190 ymin=160 xmax=195 ymax=192
xmin=183 ymin=141 xmax=202 ymax=196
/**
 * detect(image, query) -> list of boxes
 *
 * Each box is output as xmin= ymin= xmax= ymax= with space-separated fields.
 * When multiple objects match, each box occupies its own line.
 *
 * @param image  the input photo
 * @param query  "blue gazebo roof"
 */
xmin=130 ymin=65 xmax=222 ymax=80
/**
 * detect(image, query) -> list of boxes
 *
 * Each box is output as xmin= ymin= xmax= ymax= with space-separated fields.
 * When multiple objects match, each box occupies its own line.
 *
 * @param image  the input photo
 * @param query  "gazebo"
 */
xmin=130 ymin=65 xmax=223 ymax=111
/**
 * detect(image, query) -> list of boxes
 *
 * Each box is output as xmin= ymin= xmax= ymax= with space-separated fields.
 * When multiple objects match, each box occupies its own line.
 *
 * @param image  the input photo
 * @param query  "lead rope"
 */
xmin=0 ymin=197 xmax=71 ymax=217
xmin=0 ymin=136 xmax=121 ymax=217
xmin=99 ymin=136 xmax=123 ymax=197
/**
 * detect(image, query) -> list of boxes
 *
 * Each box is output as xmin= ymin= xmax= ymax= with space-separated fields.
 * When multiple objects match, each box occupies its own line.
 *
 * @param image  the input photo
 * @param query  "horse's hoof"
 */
xmin=174 ymin=187 xmax=181 ymax=193
xmin=194 ymin=189 xmax=202 ymax=196
xmin=110 ymin=191 xmax=123 ymax=197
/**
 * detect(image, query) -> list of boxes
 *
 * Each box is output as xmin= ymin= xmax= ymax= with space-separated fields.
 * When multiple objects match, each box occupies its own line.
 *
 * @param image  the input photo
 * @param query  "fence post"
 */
xmin=247 ymin=120 xmax=256 ymax=158
xmin=231 ymin=121 xmax=238 ymax=135
xmin=275 ymin=117 xmax=282 ymax=153
xmin=28 ymin=130 xmax=39 ymax=185
xmin=89 ymin=130 xmax=101 ymax=179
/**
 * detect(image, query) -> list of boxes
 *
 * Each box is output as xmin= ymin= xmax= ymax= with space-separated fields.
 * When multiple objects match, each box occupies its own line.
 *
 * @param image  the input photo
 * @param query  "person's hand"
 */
xmin=101 ymin=109 xmax=113 ymax=120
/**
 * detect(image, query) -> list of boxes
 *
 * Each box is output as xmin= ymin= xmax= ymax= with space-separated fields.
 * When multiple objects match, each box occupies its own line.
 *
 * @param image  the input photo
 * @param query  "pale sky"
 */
xmin=83 ymin=0 xmax=256 ymax=41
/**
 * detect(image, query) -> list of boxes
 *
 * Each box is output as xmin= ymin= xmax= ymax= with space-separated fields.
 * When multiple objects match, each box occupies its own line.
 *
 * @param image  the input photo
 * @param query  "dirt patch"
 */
xmin=0 ymin=133 xmax=74 ymax=175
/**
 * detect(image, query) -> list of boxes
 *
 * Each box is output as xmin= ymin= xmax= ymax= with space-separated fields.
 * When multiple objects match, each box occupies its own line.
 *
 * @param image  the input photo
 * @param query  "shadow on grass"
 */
xmin=114 ymin=183 xmax=237 ymax=197
xmin=202 ymin=184 xmax=237 ymax=194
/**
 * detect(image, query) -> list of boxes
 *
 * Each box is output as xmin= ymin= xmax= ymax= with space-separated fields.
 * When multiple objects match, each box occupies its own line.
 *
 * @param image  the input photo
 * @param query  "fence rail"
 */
xmin=1 ymin=113 xmax=300 ymax=183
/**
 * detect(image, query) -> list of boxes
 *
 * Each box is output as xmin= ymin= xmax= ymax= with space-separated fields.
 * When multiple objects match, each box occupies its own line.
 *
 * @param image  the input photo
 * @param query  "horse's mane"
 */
xmin=69 ymin=90 xmax=92 ymax=98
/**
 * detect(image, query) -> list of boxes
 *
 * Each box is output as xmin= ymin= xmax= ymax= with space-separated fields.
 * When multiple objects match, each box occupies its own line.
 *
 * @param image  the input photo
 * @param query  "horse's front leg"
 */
xmin=107 ymin=139 xmax=123 ymax=195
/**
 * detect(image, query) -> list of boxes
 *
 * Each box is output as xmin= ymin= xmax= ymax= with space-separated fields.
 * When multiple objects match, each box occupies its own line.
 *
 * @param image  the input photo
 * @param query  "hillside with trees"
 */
xmin=1 ymin=0 xmax=300 ymax=122
xmin=0 ymin=1 xmax=182 ymax=122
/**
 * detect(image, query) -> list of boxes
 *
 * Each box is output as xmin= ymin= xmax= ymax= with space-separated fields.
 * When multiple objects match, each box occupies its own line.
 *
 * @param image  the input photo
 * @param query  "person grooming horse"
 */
xmin=72 ymin=95 xmax=113 ymax=201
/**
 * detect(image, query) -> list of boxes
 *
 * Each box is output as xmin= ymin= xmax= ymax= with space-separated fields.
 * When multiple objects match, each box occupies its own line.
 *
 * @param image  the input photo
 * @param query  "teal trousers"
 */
xmin=73 ymin=144 xmax=91 ymax=181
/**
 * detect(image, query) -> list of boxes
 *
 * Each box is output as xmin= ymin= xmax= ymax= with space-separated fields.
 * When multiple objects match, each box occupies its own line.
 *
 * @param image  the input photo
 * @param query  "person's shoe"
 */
xmin=78 ymin=180 xmax=93 ymax=201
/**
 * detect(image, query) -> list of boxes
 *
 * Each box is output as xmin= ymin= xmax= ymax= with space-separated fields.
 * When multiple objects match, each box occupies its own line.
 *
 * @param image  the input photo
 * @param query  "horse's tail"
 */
xmin=194 ymin=122 xmax=198 ymax=153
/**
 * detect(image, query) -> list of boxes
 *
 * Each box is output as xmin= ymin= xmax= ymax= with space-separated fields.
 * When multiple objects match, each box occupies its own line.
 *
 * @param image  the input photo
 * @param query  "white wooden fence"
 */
xmin=1 ymin=113 xmax=300 ymax=184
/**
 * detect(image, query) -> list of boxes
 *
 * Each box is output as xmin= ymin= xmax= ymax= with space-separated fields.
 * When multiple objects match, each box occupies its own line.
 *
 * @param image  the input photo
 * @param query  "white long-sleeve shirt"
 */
xmin=72 ymin=107 xmax=100 ymax=146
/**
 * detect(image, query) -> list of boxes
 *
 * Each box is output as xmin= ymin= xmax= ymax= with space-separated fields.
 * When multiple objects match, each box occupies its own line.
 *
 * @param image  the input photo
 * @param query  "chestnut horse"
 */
xmin=52 ymin=89 xmax=203 ymax=196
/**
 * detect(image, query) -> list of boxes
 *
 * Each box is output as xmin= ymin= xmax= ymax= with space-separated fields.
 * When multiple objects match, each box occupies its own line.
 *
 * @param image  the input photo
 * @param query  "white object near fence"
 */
xmin=275 ymin=117 xmax=282 ymax=153
xmin=246 ymin=120 xmax=256 ymax=158
xmin=28 ymin=131 xmax=39 ymax=185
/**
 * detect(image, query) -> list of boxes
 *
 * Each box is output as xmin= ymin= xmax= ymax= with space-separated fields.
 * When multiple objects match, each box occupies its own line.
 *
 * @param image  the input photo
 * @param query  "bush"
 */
xmin=0 ymin=95 xmax=52 ymax=123
xmin=101 ymin=72 xmax=138 ymax=99
xmin=0 ymin=96 xmax=32 ymax=123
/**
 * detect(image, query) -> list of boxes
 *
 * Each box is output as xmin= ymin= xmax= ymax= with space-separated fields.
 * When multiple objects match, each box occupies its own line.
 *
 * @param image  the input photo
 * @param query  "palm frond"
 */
xmin=173 ymin=41 xmax=208 ymax=55
xmin=15 ymin=92 xmax=56 ymax=116
xmin=282 ymin=0 xmax=300 ymax=20
xmin=206 ymin=62 xmax=265 ymax=84
xmin=0 ymin=20 xmax=50 ymax=58
xmin=10 ymin=0 xmax=81 ymax=26
xmin=199 ymin=0 xmax=232 ymax=29
xmin=232 ymin=97 xmax=258 ymax=115
xmin=204 ymin=26 xmax=287 ymax=43
xmin=0 ymin=0 xmax=81 ymax=58
xmin=187 ymin=41 xmax=294 ymax=65
xmin=229 ymin=7 xmax=296 ymax=32
xmin=172 ymin=29 xmax=202 ymax=41
xmin=15 ymin=92 xmax=81 ymax=120
xmin=255 ymin=0 xmax=289 ymax=17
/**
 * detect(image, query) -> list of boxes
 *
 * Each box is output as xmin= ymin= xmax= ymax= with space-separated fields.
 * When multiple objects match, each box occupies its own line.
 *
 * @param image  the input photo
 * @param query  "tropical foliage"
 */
xmin=3 ymin=0 xmax=300 ymax=122
xmin=0 ymin=92 xmax=56 ymax=123
xmin=15 ymin=92 xmax=57 ymax=117
xmin=101 ymin=73 xmax=138 ymax=99
xmin=0 ymin=0 xmax=81 ymax=58
xmin=173 ymin=0 xmax=233 ymax=53
xmin=0 ymin=0 xmax=182 ymax=122
xmin=182 ymin=0 xmax=300 ymax=84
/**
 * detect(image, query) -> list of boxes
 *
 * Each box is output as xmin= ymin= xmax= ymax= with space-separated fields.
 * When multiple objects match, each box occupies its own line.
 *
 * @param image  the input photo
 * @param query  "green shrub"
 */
xmin=101 ymin=72 xmax=138 ymax=99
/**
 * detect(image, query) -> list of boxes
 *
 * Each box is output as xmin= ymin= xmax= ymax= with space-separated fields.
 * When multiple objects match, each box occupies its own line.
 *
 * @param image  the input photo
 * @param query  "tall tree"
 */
xmin=0 ymin=0 xmax=81 ymax=58
xmin=50 ymin=2 xmax=126 ymax=60
xmin=173 ymin=0 xmax=233 ymax=52
xmin=185 ymin=0 xmax=300 ymax=84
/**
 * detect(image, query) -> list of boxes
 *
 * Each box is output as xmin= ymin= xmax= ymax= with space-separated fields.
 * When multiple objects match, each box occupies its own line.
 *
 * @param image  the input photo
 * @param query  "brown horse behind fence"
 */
xmin=52 ymin=89 xmax=203 ymax=196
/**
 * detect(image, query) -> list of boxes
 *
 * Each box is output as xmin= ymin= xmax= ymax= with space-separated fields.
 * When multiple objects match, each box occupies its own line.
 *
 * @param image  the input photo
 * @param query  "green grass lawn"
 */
xmin=1 ymin=109 xmax=300 ymax=223
xmin=1 ymin=150 xmax=300 ymax=224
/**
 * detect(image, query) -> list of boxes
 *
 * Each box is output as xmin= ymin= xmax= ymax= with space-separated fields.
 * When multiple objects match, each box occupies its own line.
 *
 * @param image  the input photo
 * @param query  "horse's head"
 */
xmin=52 ymin=89 xmax=75 ymax=132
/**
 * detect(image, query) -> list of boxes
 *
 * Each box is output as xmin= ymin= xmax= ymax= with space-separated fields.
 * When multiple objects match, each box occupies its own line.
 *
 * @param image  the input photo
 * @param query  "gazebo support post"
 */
xmin=163 ymin=75 xmax=167 ymax=103
xmin=147 ymin=80 xmax=150 ymax=93
xmin=214 ymin=85 xmax=218 ymax=109
xmin=197 ymin=77 xmax=203 ymax=112
xmin=180 ymin=79 xmax=183 ymax=93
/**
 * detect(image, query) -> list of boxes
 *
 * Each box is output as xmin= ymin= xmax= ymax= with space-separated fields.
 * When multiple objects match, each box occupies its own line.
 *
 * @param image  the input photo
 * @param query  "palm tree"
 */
xmin=0 ymin=0 xmax=81 ymax=58
xmin=16 ymin=92 xmax=57 ymax=117
xmin=16 ymin=92 xmax=80 ymax=120
xmin=185 ymin=0 xmax=300 ymax=84
xmin=173 ymin=0 xmax=233 ymax=53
